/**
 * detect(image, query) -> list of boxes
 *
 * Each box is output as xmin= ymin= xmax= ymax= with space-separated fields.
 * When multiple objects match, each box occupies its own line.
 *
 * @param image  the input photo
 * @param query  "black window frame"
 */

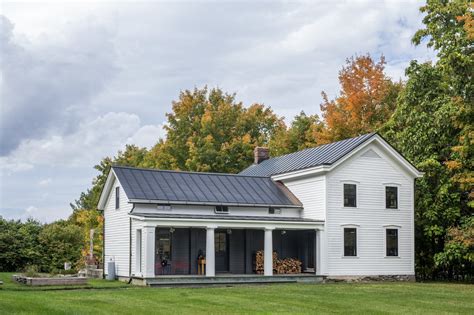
xmin=343 ymin=228 xmax=357 ymax=257
xmin=343 ymin=184 xmax=357 ymax=208
xmin=268 ymin=207 xmax=281 ymax=215
xmin=215 ymin=205 xmax=229 ymax=214
xmin=386 ymin=228 xmax=399 ymax=257
xmin=385 ymin=186 xmax=398 ymax=209
xmin=115 ymin=187 xmax=120 ymax=209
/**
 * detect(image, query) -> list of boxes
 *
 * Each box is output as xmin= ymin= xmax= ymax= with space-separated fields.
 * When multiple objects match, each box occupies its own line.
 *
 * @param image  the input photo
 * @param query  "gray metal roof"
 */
xmin=131 ymin=212 xmax=321 ymax=223
xmin=112 ymin=166 xmax=302 ymax=208
xmin=239 ymin=133 xmax=376 ymax=177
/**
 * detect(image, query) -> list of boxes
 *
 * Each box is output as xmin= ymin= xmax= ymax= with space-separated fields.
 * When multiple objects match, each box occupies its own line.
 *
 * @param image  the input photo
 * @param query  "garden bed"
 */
xmin=12 ymin=275 xmax=87 ymax=286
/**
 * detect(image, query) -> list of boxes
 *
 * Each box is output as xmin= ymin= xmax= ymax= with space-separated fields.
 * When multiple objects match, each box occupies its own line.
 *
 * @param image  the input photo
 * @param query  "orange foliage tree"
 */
xmin=316 ymin=54 xmax=402 ymax=144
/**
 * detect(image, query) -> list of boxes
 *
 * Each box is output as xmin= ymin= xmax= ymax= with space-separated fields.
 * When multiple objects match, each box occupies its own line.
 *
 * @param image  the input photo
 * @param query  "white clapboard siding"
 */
xmin=283 ymin=176 xmax=326 ymax=221
xmin=104 ymin=177 xmax=132 ymax=277
xmin=132 ymin=204 xmax=301 ymax=218
xmin=325 ymin=144 xmax=414 ymax=276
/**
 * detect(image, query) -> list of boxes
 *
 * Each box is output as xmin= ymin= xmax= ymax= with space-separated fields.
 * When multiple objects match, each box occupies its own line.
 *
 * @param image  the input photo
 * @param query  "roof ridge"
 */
xmin=112 ymin=165 xmax=271 ymax=178
xmin=263 ymin=132 xmax=376 ymax=162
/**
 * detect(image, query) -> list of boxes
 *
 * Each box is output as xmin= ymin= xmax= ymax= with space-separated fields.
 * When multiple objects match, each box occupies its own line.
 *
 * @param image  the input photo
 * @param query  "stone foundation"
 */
xmin=326 ymin=275 xmax=416 ymax=283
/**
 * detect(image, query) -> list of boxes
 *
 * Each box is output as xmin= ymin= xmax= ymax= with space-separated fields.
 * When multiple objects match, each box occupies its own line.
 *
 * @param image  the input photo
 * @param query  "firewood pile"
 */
xmin=254 ymin=250 xmax=302 ymax=274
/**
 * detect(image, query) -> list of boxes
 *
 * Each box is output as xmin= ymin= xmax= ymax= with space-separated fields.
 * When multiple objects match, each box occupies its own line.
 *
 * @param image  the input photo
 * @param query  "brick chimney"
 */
xmin=254 ymin=147 xmax=270 ymax=164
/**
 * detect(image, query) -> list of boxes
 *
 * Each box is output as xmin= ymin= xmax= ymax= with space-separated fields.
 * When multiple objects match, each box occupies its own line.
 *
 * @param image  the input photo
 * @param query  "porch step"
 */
xmin=145 ymin=275 xmax=325 ymax=287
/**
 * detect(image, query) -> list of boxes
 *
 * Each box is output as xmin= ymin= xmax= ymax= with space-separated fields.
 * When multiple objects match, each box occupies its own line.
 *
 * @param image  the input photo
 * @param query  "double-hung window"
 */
xmin=386 ymin=186 xmax=398 ymax=209
xmin=343 ymin=228 xmax=357 ymax=256
xmin=386 ymin=229 xmax=399 ymax=256
xmin=343 ymin=184 xmax=357 ymax=207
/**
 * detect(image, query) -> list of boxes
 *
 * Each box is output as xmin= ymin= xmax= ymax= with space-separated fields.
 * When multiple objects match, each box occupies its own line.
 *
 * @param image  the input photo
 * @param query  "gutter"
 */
xmin=128 ymin=199 xmax=303 ymax=209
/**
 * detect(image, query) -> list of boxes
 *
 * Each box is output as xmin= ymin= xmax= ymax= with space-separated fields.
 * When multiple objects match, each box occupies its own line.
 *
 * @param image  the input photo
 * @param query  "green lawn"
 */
xmin=0 ymin=273 xmax=473 ymax=314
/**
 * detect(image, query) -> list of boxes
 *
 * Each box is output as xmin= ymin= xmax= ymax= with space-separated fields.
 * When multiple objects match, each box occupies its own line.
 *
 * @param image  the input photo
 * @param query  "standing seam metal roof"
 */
xmin=112 ymin=166 xmax=302 ymax=207
xmin=239 ymin=133 xmax=376 ymax=177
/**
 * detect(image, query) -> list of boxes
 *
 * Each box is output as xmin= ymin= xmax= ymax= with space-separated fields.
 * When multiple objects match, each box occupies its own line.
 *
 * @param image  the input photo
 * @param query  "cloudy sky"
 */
xmin=0 ymin=0 xmax=435 ymax=222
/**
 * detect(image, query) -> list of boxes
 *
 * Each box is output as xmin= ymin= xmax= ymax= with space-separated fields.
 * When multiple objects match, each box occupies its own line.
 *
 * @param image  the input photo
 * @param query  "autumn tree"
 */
xmin=317 ymin=54 xmax=402 ymax=144
xmin=269 ymin=111 xmax=323 ymax=156
xmin=142 ymin=87 xmax=285 ymax=173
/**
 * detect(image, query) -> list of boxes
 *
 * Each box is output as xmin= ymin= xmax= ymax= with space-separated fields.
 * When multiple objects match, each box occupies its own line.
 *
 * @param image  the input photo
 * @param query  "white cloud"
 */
xmin=0 ymin=112 xmax=164 ymax=171
xmin=38 ymin=178 xmax=52 ymax=186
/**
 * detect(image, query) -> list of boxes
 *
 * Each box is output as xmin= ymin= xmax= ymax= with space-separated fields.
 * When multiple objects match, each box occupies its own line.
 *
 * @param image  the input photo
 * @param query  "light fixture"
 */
xmin=170 ymin=227 xmax=175 ymax=233
xmin=281 ymin=230 xmax=286 ymax=235
xmin=227 ymin=229 xmax=232 ymax=235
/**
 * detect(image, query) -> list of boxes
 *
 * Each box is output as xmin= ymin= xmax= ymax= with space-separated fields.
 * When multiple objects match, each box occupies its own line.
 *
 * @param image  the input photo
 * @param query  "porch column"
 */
xmin=205 ymin=226 xmax=216 ymax=277
xmin=264 ymin=228 xmax=274 ymax=276
xmin=316 ymin=228 xmax=327 ymax=276
xmin=142 ymin=225 xmax=156 ymax=278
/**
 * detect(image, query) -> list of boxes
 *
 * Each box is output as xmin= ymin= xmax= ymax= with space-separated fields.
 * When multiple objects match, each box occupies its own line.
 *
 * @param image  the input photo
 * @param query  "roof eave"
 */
xmin=128 ymin=199 xmax=303 ymax=209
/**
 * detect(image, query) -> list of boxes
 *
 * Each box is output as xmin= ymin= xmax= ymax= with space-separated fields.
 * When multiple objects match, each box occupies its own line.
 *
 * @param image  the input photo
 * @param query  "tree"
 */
xmin=38 ymin=220 xmax=83 ymax=272
xmin=317 ymin=54 xmax=402 ymax=144
xmin=383 ymin=0 xmax=473 ymax=279
xmin=269 ymin=111 xmax=323 ymax=156
xmin=143 ymin=87 xmax=285 ymax=173
xmin=0 ymin=217 xmax=42 ymax=272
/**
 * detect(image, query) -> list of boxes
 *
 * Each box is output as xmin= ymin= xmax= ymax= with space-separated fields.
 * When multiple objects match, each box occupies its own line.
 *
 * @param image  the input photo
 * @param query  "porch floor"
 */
xmin=133 ymin=274 xmax=326 ymax=287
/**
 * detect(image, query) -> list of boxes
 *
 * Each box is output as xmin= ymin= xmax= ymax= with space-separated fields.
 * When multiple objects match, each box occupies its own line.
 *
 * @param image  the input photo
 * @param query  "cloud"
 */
xmin=0 ymin=112 xmax=164 ymax=172
xmin=38 ymin=178 xmax=52 ymax=186
xmin=0 ymin=15 xmax=118 ymax=155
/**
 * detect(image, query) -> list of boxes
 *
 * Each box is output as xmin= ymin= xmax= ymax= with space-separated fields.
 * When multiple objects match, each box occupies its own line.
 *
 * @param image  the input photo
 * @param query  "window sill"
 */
xmin=342 ymin=206 xmax=358 ymax=209
xmin=385 ymin=208 xmax=399 ymax=211
xmin=384 ymin=256 xmax=401 ymax=259
xmin=341 ymin=256 xmax=359 ymax=259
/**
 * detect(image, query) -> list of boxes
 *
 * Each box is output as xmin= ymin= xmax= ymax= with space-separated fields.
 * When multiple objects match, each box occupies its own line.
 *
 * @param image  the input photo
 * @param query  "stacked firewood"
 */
xmin=254 ymin=250 xmax=302 ymax=274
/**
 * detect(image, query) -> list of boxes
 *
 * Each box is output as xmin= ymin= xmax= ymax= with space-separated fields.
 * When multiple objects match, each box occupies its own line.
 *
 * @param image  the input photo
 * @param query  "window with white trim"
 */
xmin=344 ymin=228 xmax=357 ymax=256
xmin=386 ymin=229 xmax=399 ymax=256
xmin=343 ymin=184 xmax=357 ymax=207
xmin=115 ymin=187 xmax=120 ymax=209
xmin=385 ymin=186 xmax=398 ymax=209
xmin=215 ymin=205 xmax=229 ymax=214
xmin=269 ymin=207 xmax=281 ymax=215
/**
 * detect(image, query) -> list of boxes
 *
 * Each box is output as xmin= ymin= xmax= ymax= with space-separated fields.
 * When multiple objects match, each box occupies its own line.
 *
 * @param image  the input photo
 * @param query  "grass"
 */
xmin=0 ymin=273 xmax=473 ymax=314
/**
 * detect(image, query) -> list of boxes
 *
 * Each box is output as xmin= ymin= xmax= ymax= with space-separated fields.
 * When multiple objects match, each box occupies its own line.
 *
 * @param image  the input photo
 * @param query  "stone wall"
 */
xmin=326 ymin=275 xmax=416 ymax=283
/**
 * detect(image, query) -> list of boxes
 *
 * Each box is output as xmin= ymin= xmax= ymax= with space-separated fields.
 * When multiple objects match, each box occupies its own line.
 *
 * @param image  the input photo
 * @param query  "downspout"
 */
xmin=128 ymin=204 xmax=135 ymax=284
xmin=102 ymin=211 xmax=105 ymax=280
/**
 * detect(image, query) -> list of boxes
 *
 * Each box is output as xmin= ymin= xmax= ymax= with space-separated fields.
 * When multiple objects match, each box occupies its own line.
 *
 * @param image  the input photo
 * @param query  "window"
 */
xmin=269 ymin=207 xmax=281 ymax=215
xmin=156 ymin=228 xmax=172 ymax=261
xmin=115 ymin=187 xmax=120 ymax=209
xmin=343 ymin=184 xmax=357 ymax=207
xmin=136 ymin=229 xmax=142 ymax=273
xmin=386 ymin=186 xmax=398 ymax=209
xmin=386 ymin=229 xmax=399 ymax=256
xmin=215 ymin=205 xmax=229 ymax=214
xmin=215 ymin=231 xmax=227 ymax=253
xmin=344 ymin=228 xmax=357 ymax=256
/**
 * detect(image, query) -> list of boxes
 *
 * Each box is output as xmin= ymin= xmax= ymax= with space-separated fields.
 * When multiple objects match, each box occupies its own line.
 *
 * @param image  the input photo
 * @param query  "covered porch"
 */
xmin=131 ymin=213 xmax=325 ymax=283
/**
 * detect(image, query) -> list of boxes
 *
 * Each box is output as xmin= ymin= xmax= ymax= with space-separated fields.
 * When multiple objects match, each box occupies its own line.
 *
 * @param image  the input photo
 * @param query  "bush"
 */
xmin=23 ymin=265 xmax=40 ymax=278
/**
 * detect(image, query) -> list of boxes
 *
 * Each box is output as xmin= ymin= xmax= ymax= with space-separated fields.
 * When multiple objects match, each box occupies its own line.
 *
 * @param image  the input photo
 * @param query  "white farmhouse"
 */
xmin=98 ymin=133 xmax=422 ymax=285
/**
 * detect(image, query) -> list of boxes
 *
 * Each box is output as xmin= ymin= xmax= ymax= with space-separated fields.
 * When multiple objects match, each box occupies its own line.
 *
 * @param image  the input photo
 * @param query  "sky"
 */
xmin=0 ymin=0 xmax=435 ymax=222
